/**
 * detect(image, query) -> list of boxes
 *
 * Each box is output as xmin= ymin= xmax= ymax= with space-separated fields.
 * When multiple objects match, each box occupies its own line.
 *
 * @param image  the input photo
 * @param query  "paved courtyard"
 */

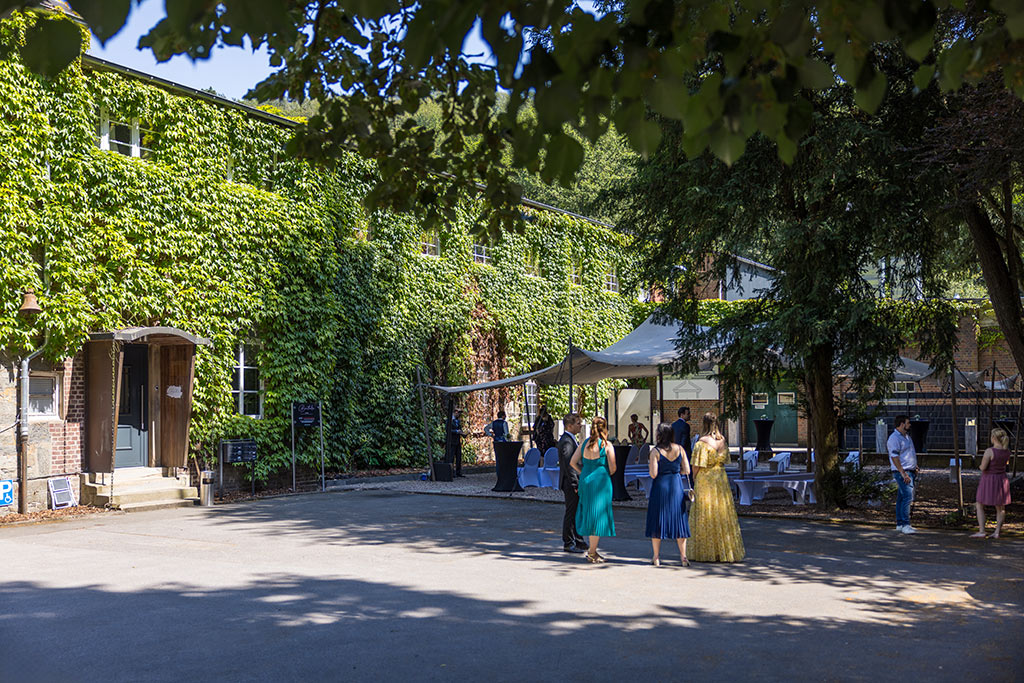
xmin=1 ymin=490 xmax=1021 ymax=682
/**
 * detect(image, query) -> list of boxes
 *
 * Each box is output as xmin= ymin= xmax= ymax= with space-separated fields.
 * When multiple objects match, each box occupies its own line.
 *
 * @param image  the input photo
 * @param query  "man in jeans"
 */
xmin=888 ymin=414 xmax=918 ymax=534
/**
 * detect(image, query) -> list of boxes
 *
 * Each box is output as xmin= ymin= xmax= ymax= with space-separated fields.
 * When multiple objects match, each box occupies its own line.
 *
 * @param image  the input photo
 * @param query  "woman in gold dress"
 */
xmin=687 ymin=413 xmax=745 ymax=563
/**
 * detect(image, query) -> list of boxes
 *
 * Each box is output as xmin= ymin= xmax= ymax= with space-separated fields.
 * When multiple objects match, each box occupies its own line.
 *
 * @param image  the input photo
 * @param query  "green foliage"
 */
xmin=0 ymin=12 xmax=643 ymax=476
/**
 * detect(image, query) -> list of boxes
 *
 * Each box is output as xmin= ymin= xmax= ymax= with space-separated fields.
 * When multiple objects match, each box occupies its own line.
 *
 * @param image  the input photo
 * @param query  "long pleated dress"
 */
xmin=575 ymin=438 xmax=615 ymax=537
xmin=687 ymin=440 xmax=744 ymax=562
xmin=645 ymin=448 xmax=690 ymax=539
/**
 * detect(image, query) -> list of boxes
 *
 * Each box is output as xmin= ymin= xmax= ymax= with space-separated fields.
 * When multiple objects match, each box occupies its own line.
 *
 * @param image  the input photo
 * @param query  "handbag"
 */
xmin=682 ymin=473 xmax=695 ymax=515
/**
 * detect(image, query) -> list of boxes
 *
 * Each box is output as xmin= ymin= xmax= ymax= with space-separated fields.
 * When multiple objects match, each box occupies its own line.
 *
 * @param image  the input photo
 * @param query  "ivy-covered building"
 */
xmin=0 ymin=11 xmax=647 ymax=512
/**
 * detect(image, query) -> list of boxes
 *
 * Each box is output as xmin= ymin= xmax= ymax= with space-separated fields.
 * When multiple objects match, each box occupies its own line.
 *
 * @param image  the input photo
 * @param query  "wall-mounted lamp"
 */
xmin=18 ymin=290 xmax=42 ymax=317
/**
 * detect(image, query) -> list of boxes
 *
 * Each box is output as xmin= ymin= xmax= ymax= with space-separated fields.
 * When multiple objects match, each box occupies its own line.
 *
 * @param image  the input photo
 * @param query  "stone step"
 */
xmin=118 ymin=498 xmax=199 ymax=512
xmin=82 ymin=469 xmax=188 ymax=485
xmin=88 ymin=486 xmax=199 ymax=507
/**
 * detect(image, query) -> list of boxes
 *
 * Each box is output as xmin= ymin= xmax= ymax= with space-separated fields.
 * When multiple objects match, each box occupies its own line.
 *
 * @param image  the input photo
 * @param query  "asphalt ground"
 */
xmin=1 ymin=489 xmax=1021 ymax=682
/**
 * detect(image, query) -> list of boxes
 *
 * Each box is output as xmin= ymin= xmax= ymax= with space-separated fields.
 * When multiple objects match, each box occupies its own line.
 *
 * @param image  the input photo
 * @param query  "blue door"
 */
xmin=115 ymin=345 xmax=148 ymax=468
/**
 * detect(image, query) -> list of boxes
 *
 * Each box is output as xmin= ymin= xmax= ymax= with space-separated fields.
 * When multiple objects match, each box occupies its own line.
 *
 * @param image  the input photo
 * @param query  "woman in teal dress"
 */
xmin=570 ymin=416 xmax=616 ymax=563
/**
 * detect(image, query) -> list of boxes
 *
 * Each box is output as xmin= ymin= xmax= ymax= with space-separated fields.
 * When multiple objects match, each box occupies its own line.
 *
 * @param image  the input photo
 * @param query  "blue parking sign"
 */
xmin=0 ymin=479 xmax=13 ymax=506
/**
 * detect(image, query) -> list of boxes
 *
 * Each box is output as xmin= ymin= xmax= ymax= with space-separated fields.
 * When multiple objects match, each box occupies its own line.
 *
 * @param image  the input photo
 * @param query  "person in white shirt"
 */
xmin=888 ymin=415 xmax=918 ymax=534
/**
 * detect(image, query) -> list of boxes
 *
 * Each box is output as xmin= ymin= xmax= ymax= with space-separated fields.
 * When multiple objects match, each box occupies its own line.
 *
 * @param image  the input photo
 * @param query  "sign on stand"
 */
xmin=220 ymin=439 xmax=258 ymax=497
xmin=291 ymin=401 xmax=326 ymax=493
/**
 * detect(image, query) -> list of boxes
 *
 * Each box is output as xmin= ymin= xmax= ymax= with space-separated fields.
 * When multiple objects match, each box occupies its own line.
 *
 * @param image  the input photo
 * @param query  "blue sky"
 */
xmin=87 ymin=0 xmax=599 ymax=100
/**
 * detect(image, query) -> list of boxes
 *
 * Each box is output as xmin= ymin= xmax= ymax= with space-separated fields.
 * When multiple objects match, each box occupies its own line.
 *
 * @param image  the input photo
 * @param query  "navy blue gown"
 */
xmin=645 ymin=448 xmax=691 ymax=539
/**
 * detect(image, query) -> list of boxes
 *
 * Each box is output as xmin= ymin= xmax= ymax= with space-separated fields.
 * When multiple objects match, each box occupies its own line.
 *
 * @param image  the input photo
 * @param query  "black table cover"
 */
xmin=611 ymin=444 xmax=633 ymax=501
xmin=492 ymin=441 xmax=525 ymax=492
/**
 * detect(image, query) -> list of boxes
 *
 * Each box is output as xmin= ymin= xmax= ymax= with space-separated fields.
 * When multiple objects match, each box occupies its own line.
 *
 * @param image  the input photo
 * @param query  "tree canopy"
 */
xmin=6 ymin=0 xmax=1024 ymax=227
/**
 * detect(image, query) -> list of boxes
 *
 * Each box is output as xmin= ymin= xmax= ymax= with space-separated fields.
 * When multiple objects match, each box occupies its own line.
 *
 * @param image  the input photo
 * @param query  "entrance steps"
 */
xmin=80 ymin=467 xmax=199 ymax=511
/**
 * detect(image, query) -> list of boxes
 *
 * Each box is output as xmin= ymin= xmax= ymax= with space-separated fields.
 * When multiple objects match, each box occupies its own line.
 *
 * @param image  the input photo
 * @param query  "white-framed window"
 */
xmin=96 ymin=107 xmax=157 ymax=160
xmin=605 ymin=267 xmax=619 ymax=293
xmin=891 ymin=381 xmax=914 ymax=394
xmin=525 ymin=249 xmax=541 ymax=277
xmin=28 ymin=374 xmax=60 ymax=418
xmin=421 ymin=232 xmax=440 ymax=257
xmin=232 ymin=344 xmax=263 ymax=418
xmin=777 ymin=392 xmax=796 ymax=406
xmin=225 ymin=156 xmax=234 ymax=182
xmin=472 ymin=243 xmax=492 ymax=265
xmin=751 ymin=392 xmax=769 ymax=408
xmin=523 ymin=380 xmax=538 ymax=426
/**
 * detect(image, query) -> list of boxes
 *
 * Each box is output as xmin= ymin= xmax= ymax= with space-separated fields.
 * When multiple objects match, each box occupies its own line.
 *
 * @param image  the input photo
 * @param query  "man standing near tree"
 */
xmin=888 ymin=415 xmax=918 ymax=535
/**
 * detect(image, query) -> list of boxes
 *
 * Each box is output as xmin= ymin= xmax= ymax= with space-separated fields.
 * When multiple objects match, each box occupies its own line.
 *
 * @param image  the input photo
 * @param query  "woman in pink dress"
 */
xmin=972 ymin=428 xmax=1013 ymax=539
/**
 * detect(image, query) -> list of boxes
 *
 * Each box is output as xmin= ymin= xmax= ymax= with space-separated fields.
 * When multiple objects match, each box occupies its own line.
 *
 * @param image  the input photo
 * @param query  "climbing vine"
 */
xmin=0 ymin=11 xmax=647 ymax=476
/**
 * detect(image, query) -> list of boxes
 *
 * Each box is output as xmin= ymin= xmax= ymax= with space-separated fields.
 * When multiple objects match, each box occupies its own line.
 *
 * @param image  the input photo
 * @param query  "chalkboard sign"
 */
xmin=293 ymin=402 xmax=321 ymax=427
xmin=222 ymin=439 xmax=258 ymax=464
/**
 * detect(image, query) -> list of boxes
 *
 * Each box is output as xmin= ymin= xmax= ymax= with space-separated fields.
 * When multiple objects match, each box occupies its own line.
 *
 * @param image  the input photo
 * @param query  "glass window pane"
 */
xmin=243 ymin=367 xmax=259 ymax=390
xmin=231 ymin=370 xmax=240 ymax=391
xmin=231 ymin=390 xmax=240 ymax=413
xmin=243 ymin=392 xmax=261 ymax=416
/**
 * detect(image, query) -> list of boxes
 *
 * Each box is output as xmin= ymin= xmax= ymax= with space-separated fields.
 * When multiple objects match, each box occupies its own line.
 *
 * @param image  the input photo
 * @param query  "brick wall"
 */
xmin=49 ymin=352 xmax=85 ymax=476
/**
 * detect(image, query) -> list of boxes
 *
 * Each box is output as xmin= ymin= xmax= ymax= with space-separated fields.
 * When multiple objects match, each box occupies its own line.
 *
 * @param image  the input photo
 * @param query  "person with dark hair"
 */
xmin=571 ymin=416 xmax=616 ymax=563
xmin=484 ymin=410 xmax=509 ymax=443
xmin=628 ymin=413 xmax=648 ymax=446
xmin=534 ymin=405 xmax=556 ymax=456
xmin=672 ymin=406 xmax=692 ymax=460
xmin=645 ymin=423 xmax=691 ymax=566
xmin=687 ymin=413 xmax=745 ymax=563
xmin=888 ymin=414 xmax=918 ymax=534
xmin=558 ymin=413 xmax=587 ymax=553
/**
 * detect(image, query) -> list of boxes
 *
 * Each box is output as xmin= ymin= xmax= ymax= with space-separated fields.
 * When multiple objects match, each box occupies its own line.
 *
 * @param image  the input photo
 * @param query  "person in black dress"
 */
xmin=447 ymin=408 xmax=466 ymax=477
xmin=534 ymin=405 xmax=556 ymax=456
xmin=558 ymin=413 xmax=587 ymax=553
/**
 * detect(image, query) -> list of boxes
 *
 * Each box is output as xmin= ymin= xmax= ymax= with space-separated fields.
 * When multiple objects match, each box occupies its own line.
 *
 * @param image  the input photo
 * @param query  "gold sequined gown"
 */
xmin=686 ymin=441 xmax=745 ymax=563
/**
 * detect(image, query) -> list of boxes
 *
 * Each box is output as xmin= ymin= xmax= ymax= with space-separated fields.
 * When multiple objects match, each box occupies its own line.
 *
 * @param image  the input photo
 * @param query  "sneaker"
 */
xmin=901 ymin=525 xmax=917 ymax=535
xmin=896 ymin=525 xmax=906 ymax=532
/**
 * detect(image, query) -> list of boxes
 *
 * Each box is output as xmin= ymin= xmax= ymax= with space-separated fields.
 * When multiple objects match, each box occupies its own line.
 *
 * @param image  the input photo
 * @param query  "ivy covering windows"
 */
xmin=525 ymin=249 xmax=541 ymax=277
xmin=472 ymin=242 xmax=492 ymax=265
xmin=232 ymin=344 xmax=263 ymax=418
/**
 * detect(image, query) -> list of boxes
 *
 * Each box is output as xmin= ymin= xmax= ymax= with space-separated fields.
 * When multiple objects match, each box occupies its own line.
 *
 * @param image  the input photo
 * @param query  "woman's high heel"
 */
xmin=651 ymin=558 xmax=660 ymax=567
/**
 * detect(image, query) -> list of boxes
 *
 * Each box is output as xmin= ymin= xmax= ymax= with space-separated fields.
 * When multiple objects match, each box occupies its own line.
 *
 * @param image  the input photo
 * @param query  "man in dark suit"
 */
xmin=447 ymin=408 xmax=465 ymax=477
xmin=672 ymin=406 xmax=692 ymax=460
xmin=558 ymin=413 xmax=587 ymax=553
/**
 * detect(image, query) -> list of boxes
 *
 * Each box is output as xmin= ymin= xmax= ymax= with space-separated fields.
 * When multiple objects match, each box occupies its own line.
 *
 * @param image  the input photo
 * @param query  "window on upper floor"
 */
xmin=476 ymin=368 xmax=491 ymax=409
xmin=29 ymin=374 xmax=59 ymax=417
xmin=232 ymin=344 xmax=263 ymax=418
xmin=96 ymin=107 xmax=158 ymax=160
xmin=472 ymin=243 xmax=492 ymax=265
xmin=605 ymin=267 xmax=619 ymax=293
xmin=523 ymin=381 xmax=538 ymax=427
xmin=570 ymin=259 xmax=582 ymax=286
xmin=525 ymin=249 xmax=541 ymax=277
xmin=421 ymin=231 xmax=440 ymax=257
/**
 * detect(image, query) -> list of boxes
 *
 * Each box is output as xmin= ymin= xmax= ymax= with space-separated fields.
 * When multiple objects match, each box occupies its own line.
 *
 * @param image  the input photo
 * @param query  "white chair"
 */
xmin=638 ymin=444 xmax=651 ymax=464
xmin=626 ymin=445 xmax=640 ymax=466
xmin=540 ymin=447 xmax=560 ymax=488
xmin=517 ymin=448 xmax=542 ymax=488
xmin=844 ymin=451 xmax=861 ymax=471
xmin=769 ymin=451 xmax=791 ymax=474
xmin=742 ymin=450 xmax=759 ymax=472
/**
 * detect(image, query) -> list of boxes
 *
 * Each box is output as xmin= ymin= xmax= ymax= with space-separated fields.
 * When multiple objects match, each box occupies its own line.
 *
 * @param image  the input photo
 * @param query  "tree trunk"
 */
xmin=807 ymin=343 xmax=845 ymax=507
xmin=963 ymin=203 xmax=1024 ymax=376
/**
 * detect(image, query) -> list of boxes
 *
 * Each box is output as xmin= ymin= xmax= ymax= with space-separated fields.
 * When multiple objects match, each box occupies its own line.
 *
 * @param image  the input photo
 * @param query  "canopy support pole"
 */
xmin=444 ymin=395 xmax=455 ymax=467
xmin=952 ymin=361 xmax=964 ymax=513
xmin=989 ymin=361 xmax=997 ymax=434
xmin=593 ymin=383 xmax=598 ymax=418
xmin=416 ymin=367 xmax=436 ymax=482
xmin=524 ymin=389 xmax=533 ymax=448
xmin=568 ymin=338 xmax=573 ymax=412
xmin=658 ymin=367 xmax=665 ymax=426
xmin=1012 ymin=379 xmax=1023 ymax=477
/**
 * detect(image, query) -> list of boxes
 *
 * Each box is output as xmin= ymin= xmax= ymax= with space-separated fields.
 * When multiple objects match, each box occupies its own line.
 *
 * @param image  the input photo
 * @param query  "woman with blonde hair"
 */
xmin=972 ymin=428 xmax=1013 ymax=539
xmin=570 ymin=416 xmax=616 ymax=563
xmin=687 ymin=413 xmax=745 ymax=563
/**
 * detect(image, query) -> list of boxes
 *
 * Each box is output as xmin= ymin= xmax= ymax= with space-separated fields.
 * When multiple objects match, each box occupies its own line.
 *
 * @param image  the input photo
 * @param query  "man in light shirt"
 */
xmin=888 ymin=415 xmax=918 ymax=534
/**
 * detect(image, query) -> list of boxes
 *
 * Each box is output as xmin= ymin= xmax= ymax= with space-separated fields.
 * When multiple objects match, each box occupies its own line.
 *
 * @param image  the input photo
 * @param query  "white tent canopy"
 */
xmin=426 ymin=315 xmax=703 ymax=393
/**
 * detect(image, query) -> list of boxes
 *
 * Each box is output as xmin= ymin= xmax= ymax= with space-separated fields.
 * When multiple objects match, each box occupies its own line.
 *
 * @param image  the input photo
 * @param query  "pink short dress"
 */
xmin=976 ymin=448 xmax=1012 ymax=506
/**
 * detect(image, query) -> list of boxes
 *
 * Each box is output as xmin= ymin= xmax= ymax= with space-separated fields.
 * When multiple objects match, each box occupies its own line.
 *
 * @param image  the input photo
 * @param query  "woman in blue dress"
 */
xmin=645 ymin=423 xmax=692 ymax=566
xmin=570 ymin=416 xmax=616 ymax=563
